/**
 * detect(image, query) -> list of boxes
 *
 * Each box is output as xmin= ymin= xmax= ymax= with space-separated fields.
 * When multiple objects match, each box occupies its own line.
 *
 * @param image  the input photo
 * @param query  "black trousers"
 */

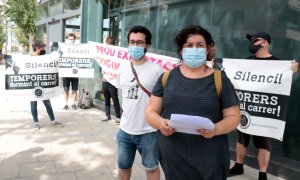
xmin=102 ymin=81 xmax=121 ymax=118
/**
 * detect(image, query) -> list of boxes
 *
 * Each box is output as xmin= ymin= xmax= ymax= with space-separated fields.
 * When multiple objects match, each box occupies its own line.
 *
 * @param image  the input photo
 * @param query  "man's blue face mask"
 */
xmin=182 ymin=48 xmax=207 ymax=68
xmin=128 ymin=46 xmax=145 ymax=61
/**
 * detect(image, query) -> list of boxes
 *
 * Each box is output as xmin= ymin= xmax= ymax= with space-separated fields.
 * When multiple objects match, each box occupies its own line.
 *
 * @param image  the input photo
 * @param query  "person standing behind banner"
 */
xmin=101 ymin=36 xmax=121 ymax=123
xmin=30 ymin=41 xmax=64 ymax=131
xmin=145 ymin=25 xmax=241 ymax=180
xmin=116 ymin=25 xmax=164 ymax=180
xmin=229 ymin=32 xmax=299 ymax=180
xmin=62 ymin=33 xmax=79 ymax=110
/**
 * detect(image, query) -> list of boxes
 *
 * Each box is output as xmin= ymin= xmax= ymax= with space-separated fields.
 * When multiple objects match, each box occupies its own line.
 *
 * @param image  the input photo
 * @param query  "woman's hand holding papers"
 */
xmin=159 ymin=119 xmax=176 ymax=136
xmin=197 ymin=128 xmax=215 ymax=139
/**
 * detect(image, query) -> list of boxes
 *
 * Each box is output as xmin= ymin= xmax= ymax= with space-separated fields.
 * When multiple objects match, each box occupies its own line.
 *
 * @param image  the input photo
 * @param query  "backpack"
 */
xmin=162 ymin=69 xmax=222 ymax=97
xmin=78 ymin=89 xmax=93 ymax=109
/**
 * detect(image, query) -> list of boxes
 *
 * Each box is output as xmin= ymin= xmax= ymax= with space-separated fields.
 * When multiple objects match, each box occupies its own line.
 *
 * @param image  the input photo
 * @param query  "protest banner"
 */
xmin=5 ymin=53 xmax=61 ymax=100
xmin=58 ymin=43 xmax=95 ymax=78
xmin=223 ymin=58 xmax=293 ymax=141
xmin=89 ymin=41 xmax=179 ymax=86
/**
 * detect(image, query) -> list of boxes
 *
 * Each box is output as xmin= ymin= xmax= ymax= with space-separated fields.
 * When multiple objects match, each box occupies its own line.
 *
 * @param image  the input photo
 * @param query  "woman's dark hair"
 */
xmin=32 ymin=41 xmax=45 ymax=51
xmin=173 ymin=25 xmax=216 ymax=61
xmin=106 ymin=36 xmax=115 ymax=45
xmin=127 ymin=25 xmax=152 ymax=45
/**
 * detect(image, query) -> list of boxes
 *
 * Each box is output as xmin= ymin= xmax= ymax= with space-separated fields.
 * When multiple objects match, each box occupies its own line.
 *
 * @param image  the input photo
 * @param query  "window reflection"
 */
xmin=64 ymin=0 xmax=81 ymax=12
xmin=36 ymin=24 xmax=47 ymax=43
xmin=65 ymin=16 xmax=81 ymax=43
xmin=36 ymin=2 xmax=48 ymax=20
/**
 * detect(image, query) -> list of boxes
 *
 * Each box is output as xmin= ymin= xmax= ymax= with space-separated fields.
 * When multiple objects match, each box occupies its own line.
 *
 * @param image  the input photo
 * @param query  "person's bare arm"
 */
xmin=198 ymin=105 xmax=240 ymax=138
xmin=145 ymin=96 xmax=176 ymax=136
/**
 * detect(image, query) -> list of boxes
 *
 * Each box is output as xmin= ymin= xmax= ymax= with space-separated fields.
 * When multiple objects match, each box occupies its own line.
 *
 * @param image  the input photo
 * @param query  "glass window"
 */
xmin=56 ymin=0 xmax=64 ymax=15
xmin=36 ymin=1 xmax=48 ymax=20
xmin=48 ymin=0 xmax=56 ymax=17
xmin=64 ymin=16 xmax=81 ymax=42
xmin=36 ymin=24 xmax=47 ymax=43
xmin=64 ymin=0 xmax=81 ymax=12
xmin=48 ymin=0 xmax=63 ymax=16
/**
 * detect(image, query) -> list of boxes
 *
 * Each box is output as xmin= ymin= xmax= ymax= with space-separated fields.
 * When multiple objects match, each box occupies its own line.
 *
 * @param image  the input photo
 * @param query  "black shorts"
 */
xmin=237 ymin=130 xmax=271 ymax=151
xmin=63 ymin=77 xmax=79 ymax=91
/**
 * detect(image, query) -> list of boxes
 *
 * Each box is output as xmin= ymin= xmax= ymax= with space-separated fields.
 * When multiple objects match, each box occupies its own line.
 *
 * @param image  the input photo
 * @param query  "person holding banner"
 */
xmin=30 ymin=41 xmax=64 ymax=131
xmin=145 ymin=25 xmax=240 ymax=180
xmin=62 ymin=33 xmax=79 ymax=110
xmin=229 ymin=32 xmax=299 ymax=180
xmin=116 ymin=25 xmax=164 ymax=180
xmin=101 ymin=36 xmax=121 ymax=123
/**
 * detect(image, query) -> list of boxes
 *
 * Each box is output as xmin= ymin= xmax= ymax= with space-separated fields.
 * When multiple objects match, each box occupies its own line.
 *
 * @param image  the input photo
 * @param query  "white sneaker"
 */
xmin=116 ymin=118 xmax=120 ymax=124
xmin=33 ymin=124 xmax=41 ymax=131
xmin=52 ymin=121 xmax=64 ymax=127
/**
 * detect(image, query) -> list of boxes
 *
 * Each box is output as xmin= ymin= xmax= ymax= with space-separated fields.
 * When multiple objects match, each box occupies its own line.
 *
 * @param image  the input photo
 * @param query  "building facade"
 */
xmin=36 ymin=0 xmax=300 ymax=177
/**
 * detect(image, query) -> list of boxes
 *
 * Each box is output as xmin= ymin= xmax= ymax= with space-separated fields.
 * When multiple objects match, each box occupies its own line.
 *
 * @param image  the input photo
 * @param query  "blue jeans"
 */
xmin=30 ymin=100 xmax=55 ymax=123
xmin=117 ymin=129 xmax=159 ymax=170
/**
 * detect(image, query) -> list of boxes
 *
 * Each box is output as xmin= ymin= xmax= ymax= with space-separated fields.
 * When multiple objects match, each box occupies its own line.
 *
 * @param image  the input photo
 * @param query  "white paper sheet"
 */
xmin=170 ymin=114 xmax=215 ymax=135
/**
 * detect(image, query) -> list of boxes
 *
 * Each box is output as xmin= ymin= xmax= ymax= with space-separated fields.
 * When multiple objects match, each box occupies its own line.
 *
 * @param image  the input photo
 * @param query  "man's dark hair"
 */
xmin=32 ymin=41 xmax=45 ymax=52
xmin=127 ymin=25 xmax=152 ymax=45
xmin=67 ymin=33 xmax=76 ymax=40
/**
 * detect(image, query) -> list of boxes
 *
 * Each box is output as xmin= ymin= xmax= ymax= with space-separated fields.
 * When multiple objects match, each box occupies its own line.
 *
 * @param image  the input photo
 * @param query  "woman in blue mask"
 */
xmin=145 ymin=25 xmax=240 ymax=180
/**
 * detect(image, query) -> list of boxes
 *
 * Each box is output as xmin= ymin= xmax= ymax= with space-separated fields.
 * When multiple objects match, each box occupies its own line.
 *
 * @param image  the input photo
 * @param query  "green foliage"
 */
xmin=65 ymin=0 xmax=81 ymax=10
xmin=14 ymin=28 xmax=29 ymax=52
xmin=6 ymin=0 xmax=36 ymax=38
xmin=11 ymin=44 xmax=18 ymax=52
xmin=0 ymin=24 xmax=5 ymax=45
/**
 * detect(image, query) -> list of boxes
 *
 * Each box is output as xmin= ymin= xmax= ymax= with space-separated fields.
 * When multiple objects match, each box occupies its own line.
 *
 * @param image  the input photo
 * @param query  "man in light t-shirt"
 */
xmin=62 ymin=33 xmax=79 ymax=110
xmin=116 ymin=25 xmax=164 ymax=180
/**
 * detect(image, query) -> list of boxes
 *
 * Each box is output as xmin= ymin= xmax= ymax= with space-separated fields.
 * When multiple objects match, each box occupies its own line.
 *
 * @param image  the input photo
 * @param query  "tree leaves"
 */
xmin=0 ymin=23 xmax=5 ymax=45
xmin=6 ymin=0 xmax=36 ymax=37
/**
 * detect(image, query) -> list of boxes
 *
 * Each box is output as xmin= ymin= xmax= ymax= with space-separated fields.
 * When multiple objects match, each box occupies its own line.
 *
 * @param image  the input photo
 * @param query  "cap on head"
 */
xmin=246 ymin=32 xmax=271 ymax=44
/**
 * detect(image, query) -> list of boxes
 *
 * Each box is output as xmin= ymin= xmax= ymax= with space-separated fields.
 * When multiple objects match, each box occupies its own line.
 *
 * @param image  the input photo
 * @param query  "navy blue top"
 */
xmin=152 ymin=67 xmax=239 ymax=180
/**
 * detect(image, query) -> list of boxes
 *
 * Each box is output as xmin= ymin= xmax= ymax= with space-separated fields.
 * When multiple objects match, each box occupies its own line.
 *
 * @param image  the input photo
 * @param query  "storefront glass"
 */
xmin=36 ymin=24 xmax=47 ymax=43
xmin=36 ymin=1 xmax=48 ymax=21
xmin=64 ymin=15 xmax=81 ymax=41
xmin=63 ymin=0 xmax=81 ymax=12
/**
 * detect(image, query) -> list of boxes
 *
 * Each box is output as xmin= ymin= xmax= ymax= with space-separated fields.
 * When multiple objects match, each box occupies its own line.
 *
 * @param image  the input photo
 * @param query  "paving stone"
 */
xmin=0 ymin=164 xmax=20 ymax=180
xmin=20 ymin=161 xmax=56 ymax=177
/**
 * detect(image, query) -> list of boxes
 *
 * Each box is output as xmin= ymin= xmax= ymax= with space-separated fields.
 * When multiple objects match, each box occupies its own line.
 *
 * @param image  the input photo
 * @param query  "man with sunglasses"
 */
xmin=116 ymin=25 xmax=164 ymax=180
xmin=229 ymin=32 xmax=298 ymax=180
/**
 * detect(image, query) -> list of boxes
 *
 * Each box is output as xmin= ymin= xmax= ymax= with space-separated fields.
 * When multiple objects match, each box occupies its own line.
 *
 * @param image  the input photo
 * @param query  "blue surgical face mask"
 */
xmin=67 ymin=39 xmax=75 ymax=44
xmin=128 ymin=46 xmax=145 ymax=61
xmin=182 ymin=48 xmax=207 ymax=68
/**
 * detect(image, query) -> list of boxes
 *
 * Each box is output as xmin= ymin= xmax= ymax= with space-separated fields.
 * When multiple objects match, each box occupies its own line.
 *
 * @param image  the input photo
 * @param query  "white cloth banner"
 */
xmin=5 ymin=53 xmax=61 ymax=100
xmin=223 ymin=58 xmax=293 ymax=141
xmin=58 ymin=43 xmax=95 ymax=78
xmin=89 ymin=41 xmax=179 ymax=86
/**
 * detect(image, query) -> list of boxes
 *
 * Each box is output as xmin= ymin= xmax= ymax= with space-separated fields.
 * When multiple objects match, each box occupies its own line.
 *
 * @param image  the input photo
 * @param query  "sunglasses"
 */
xmin=250 ymin=38 xmax=264 ymax=43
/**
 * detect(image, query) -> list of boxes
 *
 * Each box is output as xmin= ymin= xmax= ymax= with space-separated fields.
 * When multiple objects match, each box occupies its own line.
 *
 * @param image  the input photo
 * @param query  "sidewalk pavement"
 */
xmin=0 ymin=65 xmax=282 ymax=180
